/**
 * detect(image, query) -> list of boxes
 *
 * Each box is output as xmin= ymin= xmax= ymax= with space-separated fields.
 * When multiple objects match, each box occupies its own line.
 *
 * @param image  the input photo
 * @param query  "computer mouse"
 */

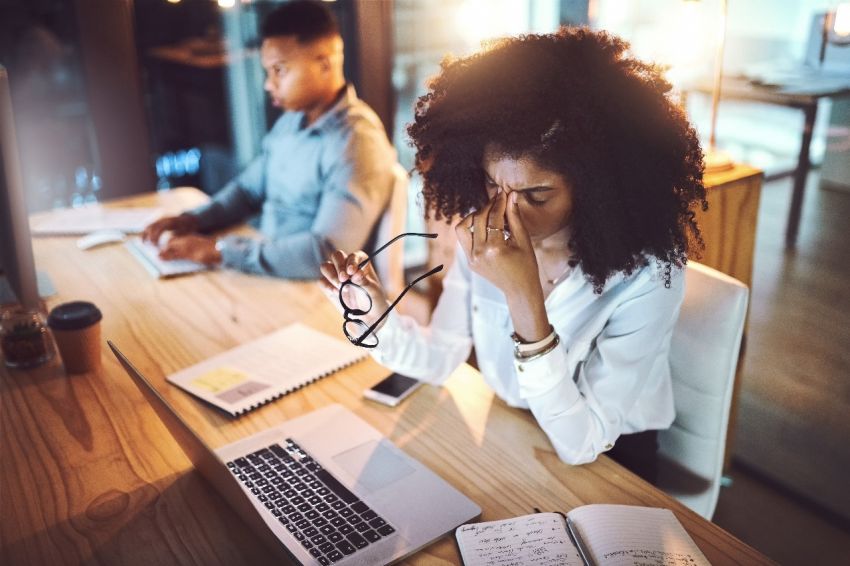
xmin=77 ymin=229 xmax=127 ymax=250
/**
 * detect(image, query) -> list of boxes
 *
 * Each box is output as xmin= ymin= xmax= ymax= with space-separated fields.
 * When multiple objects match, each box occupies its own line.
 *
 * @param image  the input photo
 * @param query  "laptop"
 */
xmin=109 ymin=342 xmax=480 ymax=565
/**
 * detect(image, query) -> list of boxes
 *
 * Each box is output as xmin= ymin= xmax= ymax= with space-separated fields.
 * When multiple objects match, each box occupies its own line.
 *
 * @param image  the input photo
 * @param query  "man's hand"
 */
xmin=142 ymin=213 xmax=199 ymax=245
xmin=158 ymin=235 xmax=222 ymax=266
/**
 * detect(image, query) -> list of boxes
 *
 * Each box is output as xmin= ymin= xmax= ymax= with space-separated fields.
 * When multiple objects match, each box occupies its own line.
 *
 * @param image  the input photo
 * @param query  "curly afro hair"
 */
xmin=407 ymin=27 xmax=707 ymax=292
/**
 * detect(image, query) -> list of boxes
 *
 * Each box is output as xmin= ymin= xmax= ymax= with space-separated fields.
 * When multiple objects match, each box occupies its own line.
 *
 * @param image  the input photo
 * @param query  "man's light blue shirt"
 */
xmin=190 ymin=85 xmax=397 ymax=279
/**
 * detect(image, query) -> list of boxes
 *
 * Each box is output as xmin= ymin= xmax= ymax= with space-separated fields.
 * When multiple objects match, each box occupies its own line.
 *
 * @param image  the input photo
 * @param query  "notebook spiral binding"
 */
xmin=233 ymin=356 xmax=363 ymax=416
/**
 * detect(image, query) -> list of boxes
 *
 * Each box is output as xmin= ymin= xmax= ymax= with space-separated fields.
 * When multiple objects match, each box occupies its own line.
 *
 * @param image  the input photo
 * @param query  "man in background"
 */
xmin=143 ymin=0 xmax=397 ymax=279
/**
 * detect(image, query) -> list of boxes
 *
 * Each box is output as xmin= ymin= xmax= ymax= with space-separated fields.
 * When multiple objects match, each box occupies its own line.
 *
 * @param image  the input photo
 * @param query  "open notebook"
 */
xmin=167 ymin=323 xmax=366 ymax=416
xmin=125 ymin=237 xmax=209 ymax=278
xmin=455 ymin=504 xmax=710 ymax=566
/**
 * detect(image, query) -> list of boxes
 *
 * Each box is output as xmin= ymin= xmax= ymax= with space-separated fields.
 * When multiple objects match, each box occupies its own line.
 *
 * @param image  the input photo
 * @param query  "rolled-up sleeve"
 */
xmin=517 ymin=270 xmax=684 ymax=465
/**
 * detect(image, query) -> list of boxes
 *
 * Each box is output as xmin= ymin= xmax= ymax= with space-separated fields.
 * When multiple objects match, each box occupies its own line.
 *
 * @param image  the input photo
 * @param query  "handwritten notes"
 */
xmin=601 ymin=548 xmax=702 ymax=565
xmin=456 ymin=513 xmax=583 ymax=566
xmin=567 ymin=505 xmax=711 ymax=566
xmin=456 ymin=505 xmax=711 ymax=566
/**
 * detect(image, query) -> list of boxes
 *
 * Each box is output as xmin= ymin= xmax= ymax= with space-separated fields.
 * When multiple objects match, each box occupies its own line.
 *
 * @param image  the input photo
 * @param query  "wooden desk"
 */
xmin=697 ymin=164 xmax=763 ymax=471
xmin=686 ymin=74 xmax=850 ymax=248
xmin=1 ymin=189 xmax=772 ymax=564
xmin=148 ymin=44 xmax=231 ymax=70
xmin=699 ymin=163 xmax=763 ymax=289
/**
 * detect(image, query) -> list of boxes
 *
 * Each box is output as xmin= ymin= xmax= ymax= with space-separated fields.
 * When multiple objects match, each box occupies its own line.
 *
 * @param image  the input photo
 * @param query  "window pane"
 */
xmin=391 ymin=0 xmax=568 ymax=266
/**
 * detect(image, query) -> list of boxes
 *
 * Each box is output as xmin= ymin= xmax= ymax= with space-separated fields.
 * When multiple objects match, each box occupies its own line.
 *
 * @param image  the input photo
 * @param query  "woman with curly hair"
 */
xmin=320 ymin=27 xmax=707 ymax=483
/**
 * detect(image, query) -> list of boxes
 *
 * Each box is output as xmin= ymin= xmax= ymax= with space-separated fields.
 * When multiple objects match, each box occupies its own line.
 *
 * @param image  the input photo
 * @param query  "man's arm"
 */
xmin=217 ymin=124 xmax=396 ymax=278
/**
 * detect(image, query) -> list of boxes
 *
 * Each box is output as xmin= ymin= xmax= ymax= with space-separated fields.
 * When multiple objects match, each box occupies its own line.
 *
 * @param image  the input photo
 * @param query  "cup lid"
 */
xmin=47 ymin=301 xmax=102 ymax=331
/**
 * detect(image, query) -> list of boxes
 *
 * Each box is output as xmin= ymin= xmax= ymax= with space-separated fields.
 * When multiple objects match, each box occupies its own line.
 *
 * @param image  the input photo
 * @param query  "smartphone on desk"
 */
xmin=363 ymin=373 xmax=422 ymax=407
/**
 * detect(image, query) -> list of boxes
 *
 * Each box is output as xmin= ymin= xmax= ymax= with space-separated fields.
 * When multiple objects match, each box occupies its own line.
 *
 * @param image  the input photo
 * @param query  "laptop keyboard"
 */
xmin=227 ymin=439 xmax=396 ymax=565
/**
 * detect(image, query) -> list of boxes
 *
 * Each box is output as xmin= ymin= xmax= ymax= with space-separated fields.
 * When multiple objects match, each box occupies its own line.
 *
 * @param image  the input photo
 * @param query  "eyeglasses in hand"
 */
xmin=340 ymin=233 xmax=443 ymax=348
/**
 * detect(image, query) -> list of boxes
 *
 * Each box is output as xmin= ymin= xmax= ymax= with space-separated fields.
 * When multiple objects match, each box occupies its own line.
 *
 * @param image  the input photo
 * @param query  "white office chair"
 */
xmin=371 ymin=163 xmax=409 ymax=298
xmin=657 ymin=262 xmax=749 ymax=520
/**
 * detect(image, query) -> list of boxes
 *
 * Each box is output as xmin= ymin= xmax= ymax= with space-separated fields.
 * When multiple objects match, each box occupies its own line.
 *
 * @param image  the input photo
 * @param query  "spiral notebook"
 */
xmin=166 ymin=323 xmax=366 ymax=416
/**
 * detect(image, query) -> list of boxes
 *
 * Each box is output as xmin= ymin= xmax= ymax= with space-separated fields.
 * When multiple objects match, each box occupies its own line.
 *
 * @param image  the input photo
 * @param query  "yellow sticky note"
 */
xmin=191 ymin=367 xmax=249 ymax=393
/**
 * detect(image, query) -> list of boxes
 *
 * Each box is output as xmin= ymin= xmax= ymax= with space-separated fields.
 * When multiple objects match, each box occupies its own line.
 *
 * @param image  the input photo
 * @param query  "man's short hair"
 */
xmin=261 ymin=0 xmax=340 ymax=44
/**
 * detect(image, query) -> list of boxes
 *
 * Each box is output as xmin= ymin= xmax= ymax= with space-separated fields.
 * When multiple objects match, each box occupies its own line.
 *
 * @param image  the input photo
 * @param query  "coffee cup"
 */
xmin=47 ymin=301 xmax=103 ymax=374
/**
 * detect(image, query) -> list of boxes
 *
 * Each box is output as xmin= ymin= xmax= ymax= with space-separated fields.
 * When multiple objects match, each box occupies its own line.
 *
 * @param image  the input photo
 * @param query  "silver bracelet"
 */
xmin=514 ymin=334 xmax=560 ymax=362
xmin=511 ymin=325 xmax=556 ymax=356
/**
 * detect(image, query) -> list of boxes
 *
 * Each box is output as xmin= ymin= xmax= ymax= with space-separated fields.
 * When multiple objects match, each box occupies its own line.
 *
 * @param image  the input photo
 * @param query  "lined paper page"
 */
xmin=456 ymin=513 xmax=583 ymax=566
xmin=567 ymin=505 xmax=710 ymax=566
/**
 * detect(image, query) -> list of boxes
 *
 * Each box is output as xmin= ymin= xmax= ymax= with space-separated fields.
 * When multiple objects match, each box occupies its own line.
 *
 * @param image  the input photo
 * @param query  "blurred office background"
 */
xmin=1 ymin=0 xmax=848 ymax=563
xmin=5 ymin=0 xmax=849 ymax=211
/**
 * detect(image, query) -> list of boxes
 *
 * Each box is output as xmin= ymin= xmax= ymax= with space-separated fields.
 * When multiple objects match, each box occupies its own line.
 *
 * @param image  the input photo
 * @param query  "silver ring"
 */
xmin=486 ymin=226 xmax=511 ymax=241
xmin=468 ymin=225 xmax=475 ymax=234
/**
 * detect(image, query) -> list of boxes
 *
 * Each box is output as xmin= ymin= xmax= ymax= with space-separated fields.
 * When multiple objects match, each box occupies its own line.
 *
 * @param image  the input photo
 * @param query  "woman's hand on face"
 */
xmin=455 ymin=189 xmax=541 ymax=300
xmin=319 ymin=250 xmax=390 ymax=329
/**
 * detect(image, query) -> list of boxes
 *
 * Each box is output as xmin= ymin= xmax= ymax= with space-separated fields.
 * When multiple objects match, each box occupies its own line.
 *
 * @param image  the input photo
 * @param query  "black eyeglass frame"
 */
xmin=340 ymin=232 xmax=443 ymax=348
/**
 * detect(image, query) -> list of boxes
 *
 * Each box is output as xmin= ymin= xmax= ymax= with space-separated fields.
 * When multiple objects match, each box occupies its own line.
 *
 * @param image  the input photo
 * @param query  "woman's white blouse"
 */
xmin=370 ymin=244 xmax=683 ymax=465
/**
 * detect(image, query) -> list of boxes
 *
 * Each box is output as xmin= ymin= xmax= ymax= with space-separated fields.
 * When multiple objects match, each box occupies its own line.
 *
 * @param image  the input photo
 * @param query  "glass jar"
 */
xmin=0 ymin=309 xmax=55 ymax=369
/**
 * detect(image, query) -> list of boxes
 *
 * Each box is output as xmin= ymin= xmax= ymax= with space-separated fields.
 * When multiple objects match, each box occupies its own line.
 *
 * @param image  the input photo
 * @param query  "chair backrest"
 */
xmin=372 ymin=163 xmax=408 ymax=298
xmin=657 ymin=262 xmax=749 ymax=520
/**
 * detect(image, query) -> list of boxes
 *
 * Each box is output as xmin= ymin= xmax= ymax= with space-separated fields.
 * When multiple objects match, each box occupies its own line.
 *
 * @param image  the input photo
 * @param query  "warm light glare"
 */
xmin=217 ymin=0 xmax=236 ymax=8
xmin=453 ymin=0 xmax=528 ymax=48
xmin=672 ymin=2 xmax=704 ymax=64
xmin=166 ymin=0 xmax=181 ymax=4
xmin=443 ymin=365 xmax=495 ymax=447
xmin=654 ymin=1 xmax=710 ymax=87
xmin=834 ymin=3 xmax=850 ymax=36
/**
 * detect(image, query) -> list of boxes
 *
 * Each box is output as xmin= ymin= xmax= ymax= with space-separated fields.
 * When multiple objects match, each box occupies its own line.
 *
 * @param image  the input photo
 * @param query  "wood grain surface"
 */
xmin=698 ymin=163 xmax=763 ymax=288
xmin=1 ymin=188 xmax=773 ymax=565
xmin=696 ymin=164 xmax=764 ymax=472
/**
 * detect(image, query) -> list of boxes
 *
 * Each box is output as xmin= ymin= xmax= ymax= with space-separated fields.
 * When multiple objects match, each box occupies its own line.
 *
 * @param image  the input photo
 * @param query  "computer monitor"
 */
xmin=0 ymin=65 xmax=41 ymax=310
xmin=805 ymin=13 xmax=850 ymax=71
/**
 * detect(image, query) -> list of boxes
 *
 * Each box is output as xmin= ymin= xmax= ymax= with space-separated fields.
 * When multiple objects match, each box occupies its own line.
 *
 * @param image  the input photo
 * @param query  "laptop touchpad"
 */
xmin=332 ymin=440 xmax=415 ymax=493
